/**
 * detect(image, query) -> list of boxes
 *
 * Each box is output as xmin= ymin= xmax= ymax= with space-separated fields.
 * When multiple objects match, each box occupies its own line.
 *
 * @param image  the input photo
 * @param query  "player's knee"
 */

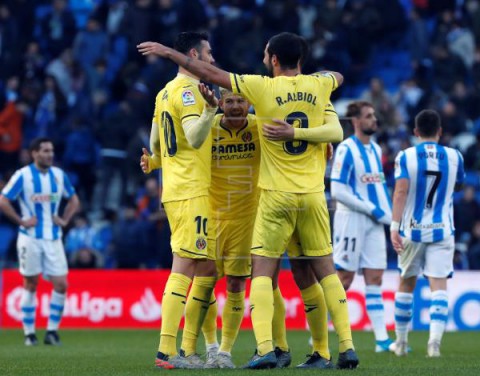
xmin=53 ymin=280 xmax=68 ymax=294
xmin=24 ymin=279 xmax=38 ymax=292
xmin=339 ymin=272 xmax=354 ymax=290
xmin=226 ymin=276 xmax=246 ymax=293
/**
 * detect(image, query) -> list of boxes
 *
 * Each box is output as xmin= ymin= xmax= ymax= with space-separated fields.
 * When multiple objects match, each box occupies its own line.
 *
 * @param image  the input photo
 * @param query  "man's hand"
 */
xmin=263 ymin=119 xmax=294 ymax=141
xmin=390 ymin=231 xmax=404 ymax=255
xmin=326 ymin=143 xmax=334 ymax=160
xmin=21 ymin=216 xmax=37 ymax=228
xmin=198 ymin=83 xmax=218 ymax=108
xmin=53 ymin=216 xmax=67 ymax=228
xmin=137 ymin=42 xmax=170 ymax=57
xmin=140 ymin=148 xmax=152 ymax=174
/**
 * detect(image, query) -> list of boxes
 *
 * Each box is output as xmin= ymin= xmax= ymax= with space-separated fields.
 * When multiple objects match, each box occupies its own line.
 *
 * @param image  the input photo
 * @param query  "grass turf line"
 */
xmin=0 ymin=330 xmax=478 ymax=375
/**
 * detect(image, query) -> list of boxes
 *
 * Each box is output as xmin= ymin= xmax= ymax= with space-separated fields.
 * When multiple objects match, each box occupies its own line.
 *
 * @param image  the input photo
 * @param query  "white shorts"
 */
xmin=333 ymin=210 xmax=386 ymax=272
xmin=398 ymin=237 xmax=454 ymax=279
xmin=17 ymin=233 xmax=68 ymax=278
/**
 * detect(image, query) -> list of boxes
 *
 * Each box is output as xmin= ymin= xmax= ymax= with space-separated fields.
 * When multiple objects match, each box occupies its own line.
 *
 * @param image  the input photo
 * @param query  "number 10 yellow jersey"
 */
xmin=152 ymin=73 xmax=212 ymax=203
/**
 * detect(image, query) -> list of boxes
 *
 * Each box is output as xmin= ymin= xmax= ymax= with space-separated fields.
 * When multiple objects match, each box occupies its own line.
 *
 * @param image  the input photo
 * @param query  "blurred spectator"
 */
xmin=0 ymin=3 xmax=19 ymax=80
xmin=95 ymin=101 xmax=133 ymax=210
xmin=465 ymin=131 xmax=480 ymax=170
xmin=465 ymin=0 xmax=480 ymax=48
xmin=33 ymin=75 xmax=68 ymax=140
xmin=40 ymin=0 xmax=77 ymax=58
xmin=361 ymin=77 xmax=397 ymax=126
xmin=70 ymin=247 xmax=102 ymax=268
xmin=63 ymin=117 xmax=98 ymax=208
xmin=447 ymin=19 xmax=476 ymax=69
xmin=454 ymin=185 xmax=480 ymax=242
xmin=408 ymin=8 xmax=430 ymax=65
xmin=431 ymin=44 xmax=468 ymax=94
xmin=468 ymin=221 xmax=480 ymax=269
xmin=65 ymin=213 xmax=98 ymax=256
xmin=73 ymin=17 xmax=109 ymax=70
xmin=0 ymin=100 xmax=27 ymax=175
xmin=111 ymin=203 xmax=148 ymax=268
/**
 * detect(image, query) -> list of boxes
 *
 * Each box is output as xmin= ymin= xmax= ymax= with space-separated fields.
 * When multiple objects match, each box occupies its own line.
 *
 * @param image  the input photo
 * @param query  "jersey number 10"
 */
xmin=162 ymin=111 xmax=177 ymax=156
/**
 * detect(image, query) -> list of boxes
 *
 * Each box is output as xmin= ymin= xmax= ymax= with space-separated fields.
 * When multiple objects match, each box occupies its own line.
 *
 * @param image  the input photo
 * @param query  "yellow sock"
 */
xmin=300 ymin=283 xmax=330 ymax=359
xmin=181 ymin=276 xmax=216 ymax=356
xmin=272 ymin=287 xmax=289 ymax=352
xmin=320 ymin=274 xmax=353 ymax=353
xmin=219 ymin=290 xmax=245 ymax=354
xmin=158 ymin=273 xmax=192 ymax=356
xmin=201 ymin=292 xmax=218 ymax=346
xmin=250 ymin=276 xmax=274 ymax=355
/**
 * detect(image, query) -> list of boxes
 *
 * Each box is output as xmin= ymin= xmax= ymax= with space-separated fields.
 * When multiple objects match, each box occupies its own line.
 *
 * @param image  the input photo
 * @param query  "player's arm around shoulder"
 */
xmin=181 ymin=83 xmax=218 ymax=149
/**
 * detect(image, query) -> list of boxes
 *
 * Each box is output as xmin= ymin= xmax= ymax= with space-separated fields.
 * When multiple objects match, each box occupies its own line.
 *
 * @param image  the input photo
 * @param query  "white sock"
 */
xmin=394 ymin=292 xmax=413 ymax=343
xmin=365 ymin=285 xmax=389 ymax=342
xmin=429 ymin=290 xmax=448 ymax=344
xmin=206 ymin=342 xmax=219 ymax=351
xmin=47 ymin=291 xmax=66 ymax=331
xmin=20 ymin=289 xmax=36 ymax=335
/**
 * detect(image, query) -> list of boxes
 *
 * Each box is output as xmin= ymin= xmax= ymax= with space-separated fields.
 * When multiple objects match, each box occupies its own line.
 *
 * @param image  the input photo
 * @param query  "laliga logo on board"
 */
xmin=6 ymin=287 xmax=122 ymax=323
xmin=6 ymin=287 xmax=25 ymax=321
xmin=130 ymin=288 xmax=162 ymax=322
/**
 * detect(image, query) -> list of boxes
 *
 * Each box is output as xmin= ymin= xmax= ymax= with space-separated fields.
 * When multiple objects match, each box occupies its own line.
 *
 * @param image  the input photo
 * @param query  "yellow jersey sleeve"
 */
xmin=173 ymin=83 xmax=205 ymax=125
xmin=311 ymin=72 xmax=338 ymax=91
xmin=230 ymin=74 xmax=267 ymax=105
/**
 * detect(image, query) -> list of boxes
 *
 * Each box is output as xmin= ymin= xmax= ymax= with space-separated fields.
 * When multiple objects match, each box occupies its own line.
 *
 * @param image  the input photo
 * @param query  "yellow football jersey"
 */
xmin=230 ymin=72 xmax=337 ymax=193
xmin=152 ymin=73 xmax=212 ymax=203
xmin=210 ymin=113 xmax=260 ymax=219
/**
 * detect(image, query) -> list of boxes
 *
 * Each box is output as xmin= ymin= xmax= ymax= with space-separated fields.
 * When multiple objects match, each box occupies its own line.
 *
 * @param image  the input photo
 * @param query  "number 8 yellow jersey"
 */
xmin=230 ymin=72 xmax=337 ymax=193
xmin=153 ymin=73 xmax=212 ymax=203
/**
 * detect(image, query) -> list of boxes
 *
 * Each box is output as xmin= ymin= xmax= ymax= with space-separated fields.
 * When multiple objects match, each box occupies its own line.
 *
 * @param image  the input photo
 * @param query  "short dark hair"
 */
xmin=267 ymin=32 xmax=308 ymax=70
xmin=415 ymin=109 xmax=441 ymax=137
xmin=346 ymin=101 xmax=373 ymax=118
xmin=174 ymin=32 xmax=209 ymax=54
xmin=29 ymin=137 xmax=53 ymax=152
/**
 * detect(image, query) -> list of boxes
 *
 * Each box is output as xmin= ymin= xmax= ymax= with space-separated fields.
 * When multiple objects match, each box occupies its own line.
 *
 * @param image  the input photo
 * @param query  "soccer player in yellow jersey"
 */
xmin=200 ymin=88 xmax=259 ymax=369
xmin=144 ymin=88 xmax=337 ymax=369
xmin=138 ymin=32 xmax=358 ymax=369
xmin=141 ymin=31 xmax=221 ymax=370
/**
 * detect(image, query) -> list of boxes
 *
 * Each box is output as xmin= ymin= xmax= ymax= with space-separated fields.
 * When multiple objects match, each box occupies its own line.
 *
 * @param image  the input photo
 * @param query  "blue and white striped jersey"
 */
xmin=1 ymin=164 xmax=76 ymax=240
xmin=331 ymin=136 xmax=392 ymax=219
xmin=394 ymin=142 xmax=465 ymax=243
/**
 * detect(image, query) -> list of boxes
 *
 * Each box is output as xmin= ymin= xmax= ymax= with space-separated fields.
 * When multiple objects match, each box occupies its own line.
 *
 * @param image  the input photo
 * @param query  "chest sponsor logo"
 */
xmin=360 ymin=173 xmax=385 ymax=184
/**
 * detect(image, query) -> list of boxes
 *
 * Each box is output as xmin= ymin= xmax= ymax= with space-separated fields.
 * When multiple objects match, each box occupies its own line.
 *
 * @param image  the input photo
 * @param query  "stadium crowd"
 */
xmin=1 ymin=0 xmax=480 ymax=270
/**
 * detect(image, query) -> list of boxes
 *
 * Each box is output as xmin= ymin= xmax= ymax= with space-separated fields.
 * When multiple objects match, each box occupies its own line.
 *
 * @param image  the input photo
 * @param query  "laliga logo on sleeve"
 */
xmin=182 ymin=90 xmax=196 ymax=106
xmin=130 ymin=288 xmax=162 ymax=322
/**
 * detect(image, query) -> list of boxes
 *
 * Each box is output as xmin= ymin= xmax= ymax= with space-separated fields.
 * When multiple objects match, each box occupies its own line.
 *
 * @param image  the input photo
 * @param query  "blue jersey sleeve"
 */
xmin=330 ymin=144 xmax=353 ymax=184
xmin=63 ymin=171 xmax=76 ymax=198
xmin=1 ymin=170 xmax=23 ymax=200
xmin=394 ymin=151 xmax=409 ymax=180
xmin=456 ymin=150 xmax=465 ymax=185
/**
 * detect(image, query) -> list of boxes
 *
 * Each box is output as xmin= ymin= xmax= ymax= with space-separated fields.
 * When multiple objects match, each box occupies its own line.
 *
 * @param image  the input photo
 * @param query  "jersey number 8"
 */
xmin=283 ymin=111 xmax=308 ymax=155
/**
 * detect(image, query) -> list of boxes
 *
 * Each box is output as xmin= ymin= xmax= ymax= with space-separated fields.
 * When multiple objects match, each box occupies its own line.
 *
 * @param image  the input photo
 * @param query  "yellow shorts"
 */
xmin=209 ymin=215 xmax=254 ymax=278
xmin=164 ymin=196 xmax=214 ymax=260
xmin=252 ymin=190 xmax=333 ymax=258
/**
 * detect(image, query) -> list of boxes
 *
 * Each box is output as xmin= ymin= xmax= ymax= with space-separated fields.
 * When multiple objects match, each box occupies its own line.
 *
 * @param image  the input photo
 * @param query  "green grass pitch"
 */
xmin=0 ymin=329 xmax=478 ymax=375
